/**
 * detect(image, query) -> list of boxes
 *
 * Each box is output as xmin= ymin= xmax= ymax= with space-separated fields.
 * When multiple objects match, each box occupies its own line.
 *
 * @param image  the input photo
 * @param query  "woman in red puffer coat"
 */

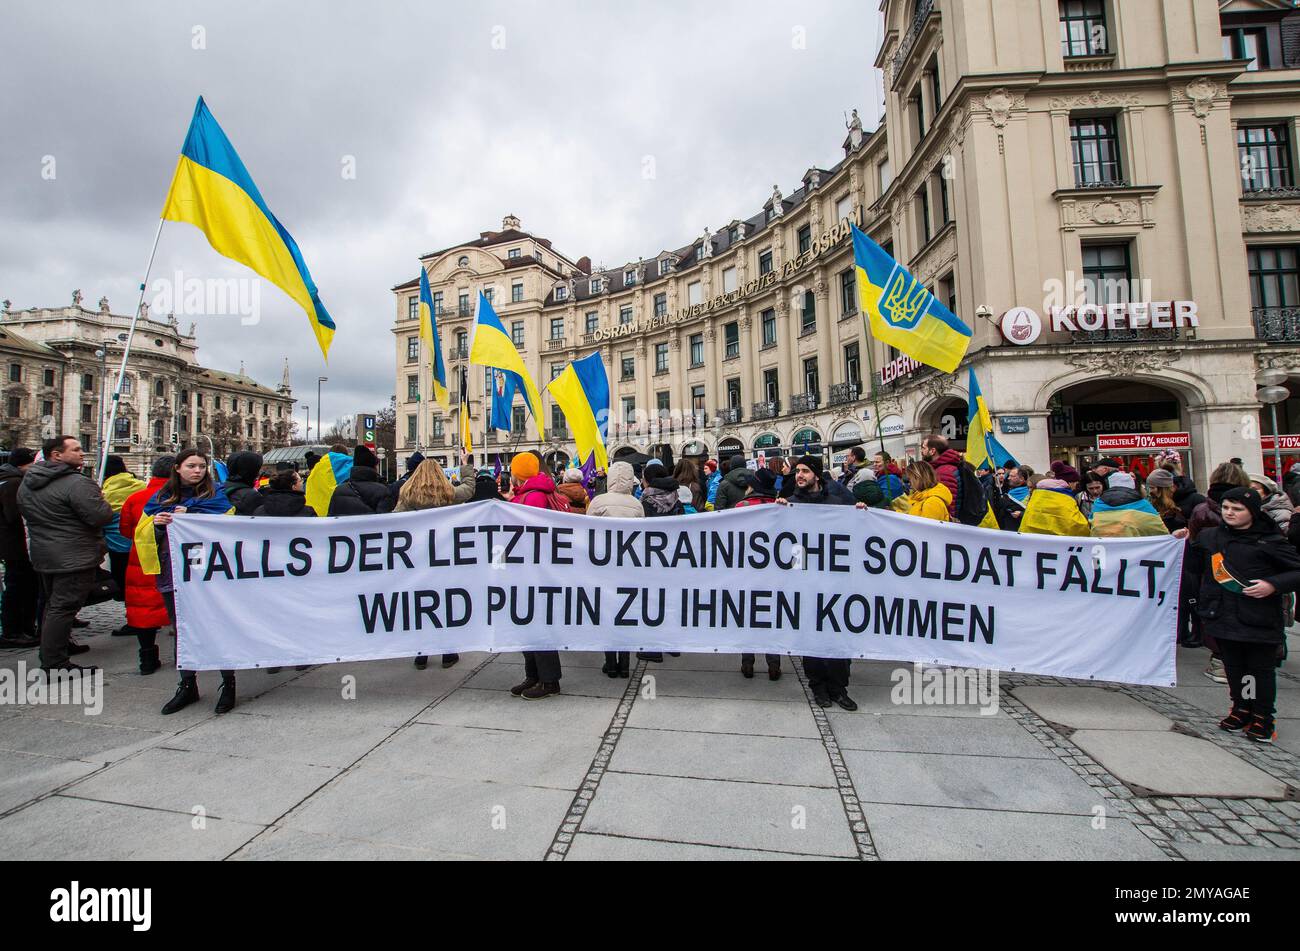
xmin=117 ymin=456 xmax=174 ymax=675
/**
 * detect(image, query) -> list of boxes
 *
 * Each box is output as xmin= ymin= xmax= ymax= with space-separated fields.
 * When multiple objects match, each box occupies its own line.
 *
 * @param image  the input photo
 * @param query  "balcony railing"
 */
xmin=457 ymin=304 xmax=473 ymax=317
xmin=890 ymin=0 xmax=935 ymax=84
xmin=752 ymin=400 xmax=780 ymax=421
xmin=790 ymin=392 xmax=820 ymax=414
xmin=718 ymin=406 xmax=742 ymax=424
xmin=1075 ymin=179 xmax=1131 ymax=189
xmin=448 ymin=346 xmax=469 ymax=361
xmin=1068 ymin=326 xmax=1180 ymax=344
xmin=1254 ymin=306 xmax=1300 ymax=343
xmin=1242 ymin=185 xmax=1300 ymax=201
xmin=546 ymin=338 xmax=567 ymax=351
xmin=828 ymin=382 xmax=860 ymax=406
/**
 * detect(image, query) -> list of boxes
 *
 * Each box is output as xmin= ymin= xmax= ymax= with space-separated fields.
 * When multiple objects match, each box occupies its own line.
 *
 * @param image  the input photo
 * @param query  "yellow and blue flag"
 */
xmin=418 ymin=268 xmax=449 ymax=410
xmin=490 ymin=368 xmax=519 ymax=432
xmin=161 ymin=96 xmax=336 ymax=360
xmin=459 ymin=366 xmax=474 ymax=457
xmin=965 ymin=366 xmax=1018 ymax=472
xmin=468 ymin=291 xmax=545 ymax=438
xmin=305 ymin=451 xmax=351 ymax=516
xmin=853 ymin=224 xmax=970 ymax=374
xmin=547 ymin=352 xmax=610 ymax=469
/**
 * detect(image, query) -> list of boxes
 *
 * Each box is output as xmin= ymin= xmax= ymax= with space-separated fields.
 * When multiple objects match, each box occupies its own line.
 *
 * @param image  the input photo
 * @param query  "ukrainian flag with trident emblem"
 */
xmin=852 ymin=223 xmax=971 ymax=374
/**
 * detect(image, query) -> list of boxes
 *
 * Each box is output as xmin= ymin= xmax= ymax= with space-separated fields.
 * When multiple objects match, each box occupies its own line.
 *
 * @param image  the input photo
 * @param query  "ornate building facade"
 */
xmin=393 ymin=0 xmax=1300 ymax=484
xmin=0 ymin=293 xmax=295 ymax=473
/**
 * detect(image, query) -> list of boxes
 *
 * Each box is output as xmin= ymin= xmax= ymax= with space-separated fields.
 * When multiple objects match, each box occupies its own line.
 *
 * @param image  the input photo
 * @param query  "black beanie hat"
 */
xmin=795 ymin=454 xmax=823 ymax=482
xmin=1222 ymin=486 xmax=1263 ymax=521
xmin=406 ymin=450 xmax=425 ymax=472
xmin=353 ymin=444 xmax=379 ymax=469
xmin=8 ymin=447 xmax=36 ymax=467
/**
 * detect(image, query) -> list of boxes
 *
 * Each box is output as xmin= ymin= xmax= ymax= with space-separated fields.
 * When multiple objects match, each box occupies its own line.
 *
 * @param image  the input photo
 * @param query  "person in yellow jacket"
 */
xmin=903 ymin=461 xmax=952 ymax=522
xmin=1020 ymin=477 xmax=1091 ymax=537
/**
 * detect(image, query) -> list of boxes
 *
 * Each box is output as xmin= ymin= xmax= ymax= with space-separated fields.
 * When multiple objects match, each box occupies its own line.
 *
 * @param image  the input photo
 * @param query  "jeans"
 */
xmin=523 ymin=650 xmax=562 ymax=683
xmin=37 ymin=569 xmax=98 ymax=667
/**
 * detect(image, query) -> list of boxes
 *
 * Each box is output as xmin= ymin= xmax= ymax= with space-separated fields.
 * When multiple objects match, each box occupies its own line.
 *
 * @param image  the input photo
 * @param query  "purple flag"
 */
xmin=579 ymin=452 xmax=597 ymax=499
xmin=493 ymin=453 xmax=502 ymax=480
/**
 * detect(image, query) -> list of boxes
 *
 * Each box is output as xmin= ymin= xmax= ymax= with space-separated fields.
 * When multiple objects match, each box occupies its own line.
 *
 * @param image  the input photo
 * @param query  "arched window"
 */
xmin=458 ymin=255 xmax=469 ymax=267
xmin=753 ymin=433 xmax=780 ymax=450
xmin=792 ymin=428 xmax=822 ymax=446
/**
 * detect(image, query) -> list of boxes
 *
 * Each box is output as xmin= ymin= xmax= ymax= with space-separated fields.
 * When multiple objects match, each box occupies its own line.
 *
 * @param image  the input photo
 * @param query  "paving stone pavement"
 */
xmin=0 ymin=602 xmax=1296 ymax=861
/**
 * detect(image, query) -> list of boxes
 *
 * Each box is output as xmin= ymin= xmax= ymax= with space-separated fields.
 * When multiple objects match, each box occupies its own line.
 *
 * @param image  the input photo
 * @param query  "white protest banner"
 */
xmin=170 ymin=501 xmax=1182 ymax=685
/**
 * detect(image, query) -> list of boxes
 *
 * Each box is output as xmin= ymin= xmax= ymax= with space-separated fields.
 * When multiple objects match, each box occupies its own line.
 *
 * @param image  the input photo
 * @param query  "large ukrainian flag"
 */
xmin=965 ymin=365 xmax=1019 ymax=472
xmin=418 ymin=268 xmax=449 ymax=410
xmin=161 ymin=96 xmax=336 ymax=360
xmin=305 ymin=452 xmax=352 ymax=517
xmin=468 ymin=291 xmax=545 ymax=438
xmin=853 ymin=224 xmax=970 ymax=374
xmin=547 ymin=351 xmax=610 ymax=469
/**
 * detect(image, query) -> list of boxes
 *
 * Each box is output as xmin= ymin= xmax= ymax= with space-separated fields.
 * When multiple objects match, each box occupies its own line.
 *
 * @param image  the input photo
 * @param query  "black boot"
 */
xmin=441 ymin=653 xmax=460 ymax=669
xmin=214 ymin=677 xmax=237 ymax=715
xmin=161 ymin=678 xmax=199 ymax=715
xmin=413 ymin=655 xmax=428 ymax=670
xmin=138 ymin=645 xmax=161 ymax=675
xmin=617 ymin=652 xmax=630 ymax=678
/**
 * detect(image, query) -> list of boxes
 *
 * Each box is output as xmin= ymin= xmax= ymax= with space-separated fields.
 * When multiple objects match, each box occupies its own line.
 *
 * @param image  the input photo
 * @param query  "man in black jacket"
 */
xmin=0 ymin=447 xmax=38 ymax=648
xmin=328 ymin=445 xmax=393 ymax=516
xmin=222 ymin=451 xmax=264 ymax=515
xmin=777 ymin=455 xmax=858 ymax=711
xmin=17 ymin=436 xmax=113 ymax=672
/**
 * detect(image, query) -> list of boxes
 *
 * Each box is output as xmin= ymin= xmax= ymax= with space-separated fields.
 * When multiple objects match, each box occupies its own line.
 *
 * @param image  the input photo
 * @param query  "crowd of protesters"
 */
xmin=0 ymin=431 xmax=1292 ymax=744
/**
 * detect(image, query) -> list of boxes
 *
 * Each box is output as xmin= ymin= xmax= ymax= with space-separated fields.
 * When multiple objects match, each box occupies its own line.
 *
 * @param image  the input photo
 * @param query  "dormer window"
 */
xmin=659 ymin=259 xmax=673 ymax=276
xmin=728 ymin=226 xmax=740 ymax=243
xmin=624 ymin=269 xmax=636 ymax=285
xmin=590 ymin=277 xmax=603 ymax=294
xmin=765 ymin=206 xmax=776 ymax=222
xmin=508 ymin=248 xmax=521 ymax=259
xmin=555 ymin=285 xmax=569 ymax=301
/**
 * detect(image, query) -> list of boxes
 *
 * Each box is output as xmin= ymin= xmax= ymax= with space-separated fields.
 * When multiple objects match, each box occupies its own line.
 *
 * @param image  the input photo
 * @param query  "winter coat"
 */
xmin=16 ymin=460 xmax=113 ymax=573
xmin=851 ymin=479 xmax=888 ymax=509
xmin=734 ymin=493 xmax=778 ymax=508
xmin=249 ymin=489 xmax=312 ymax=517
xmin=1261 ymin=491 xmax=1294 ymax=532
xmin=1173 ymin=477 xmax=1206 ymax=523
xmin=678 ymin=478 xmax=705 ymax=512
xmin=555 ymin=482 xmax=589 ymax=514
xmin=907 ymin=484 xmax=953 ymax=522
xmin=790 ymin=480 xmax=855 ymax=506
xmin=715 ymin=467 xmax=751 ymax=511
xmin=1188 ymin=482 xmax=1237 ymax=540
xmin=511 ymin=473 xmax=570 ymax=510
xmin=223 ymin=451 xmax=264 ymax=515
xmin=929 ymin=449 xmax=963 ymax=519
xmin=825 ymin=479 xmax=856 ymax=505
xmin=328 ymin=467 xmax=393 ymax=516
xmin=101 ymin=470 xmax=146 ymax=553
xmin=587 ymin=463 xmax=644 ymax=518
xmin=641 ymin=476 xmax=685 ymax=517
xmin=705 ymin=470 xmax=723 ymax=509
xmin=0 ymin=463 xmax=29 ymax=562
xmin=118 ymin=477 xmax=170 ymax=629
xmin=1184 ymin=518 xmax=1300 ymax=645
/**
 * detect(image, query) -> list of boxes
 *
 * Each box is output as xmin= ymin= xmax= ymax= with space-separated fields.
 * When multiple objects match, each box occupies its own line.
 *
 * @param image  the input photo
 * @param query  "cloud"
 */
xmin=0 ymin=0 xmax=882 ymax=424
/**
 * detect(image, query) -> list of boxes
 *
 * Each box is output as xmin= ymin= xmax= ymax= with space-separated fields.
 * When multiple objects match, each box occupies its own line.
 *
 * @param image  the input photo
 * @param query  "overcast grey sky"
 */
xmin=0 ymin=0 xmax=883 ymax=430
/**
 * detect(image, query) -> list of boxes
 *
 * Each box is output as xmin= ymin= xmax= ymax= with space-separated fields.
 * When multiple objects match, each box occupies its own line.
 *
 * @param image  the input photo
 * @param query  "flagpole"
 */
xmin=99 ymin=218 xmax=165 ymax=484
xmin=859 ymin=317 xmax=888 ymax=459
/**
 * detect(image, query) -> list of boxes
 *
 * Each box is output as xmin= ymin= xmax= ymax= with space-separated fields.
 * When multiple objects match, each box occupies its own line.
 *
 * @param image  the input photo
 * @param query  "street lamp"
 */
xmin=1257 ymin=367 xmax=1290 ymax=481
xmin=94 ymin=348 xmax=106 ymax=470
xmin=303 ymin=404 xmax=311 ymax=443
xmin=317 ymin=376 xmax=328 ymax=444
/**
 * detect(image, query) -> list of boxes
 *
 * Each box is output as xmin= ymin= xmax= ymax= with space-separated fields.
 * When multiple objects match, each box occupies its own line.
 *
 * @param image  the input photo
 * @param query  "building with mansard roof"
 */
xmin=393 ymin=0 xmax=1300 ymax=484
